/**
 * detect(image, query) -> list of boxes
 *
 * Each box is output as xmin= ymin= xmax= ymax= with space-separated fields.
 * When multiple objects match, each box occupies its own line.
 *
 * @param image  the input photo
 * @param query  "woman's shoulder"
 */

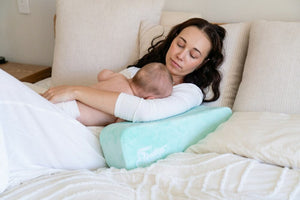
xmin=172 ymin=83 xmax=203 ymax=104
xmin=173 ymin=83 xmax=202 ymax=93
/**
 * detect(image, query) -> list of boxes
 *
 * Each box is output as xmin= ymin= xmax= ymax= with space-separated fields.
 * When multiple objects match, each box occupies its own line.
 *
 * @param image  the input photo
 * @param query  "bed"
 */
xmin=1 ymin=0 xmax=300 ymax=199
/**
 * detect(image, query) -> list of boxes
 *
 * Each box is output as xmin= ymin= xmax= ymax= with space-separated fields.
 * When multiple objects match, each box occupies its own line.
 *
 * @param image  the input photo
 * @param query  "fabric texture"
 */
xmin=2 ymin=153 xmax=299 ymax=199
xmin=0 ymin=69 xmax=105 ymax=172
xmin=101 ymin=106 xmax=232 ymax=169
xmin=0 ymin=124 xmax=9 ymax=193
xmin=187 ymin=112 xmax=300 ymax=169
xmin=139 ymin=20 xmax=170 ymax=58
xmin=55 ymin=100 xmax=80 ymax=119
xmin=233 ymin=20 xmax=300 ymax=113
xmin=52 ymin=0 xmax=165 ymax=86
xmin=139 ymin=21 xmax=250 ymax=108
xmin=203 ymin=22 xmax=250 ymax=108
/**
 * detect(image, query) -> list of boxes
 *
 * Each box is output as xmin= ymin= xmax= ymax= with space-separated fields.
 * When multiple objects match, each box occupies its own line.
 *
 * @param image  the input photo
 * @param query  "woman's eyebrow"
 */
xmin=179 ymin=36 xmax=202 ymax=56
xmin=179 ymin=36 xmax=186 ymax=43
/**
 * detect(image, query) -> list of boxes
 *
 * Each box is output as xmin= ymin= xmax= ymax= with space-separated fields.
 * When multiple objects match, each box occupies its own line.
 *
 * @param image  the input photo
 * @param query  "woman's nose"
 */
xmin=176 ymin=49 xmax=186 ymax=60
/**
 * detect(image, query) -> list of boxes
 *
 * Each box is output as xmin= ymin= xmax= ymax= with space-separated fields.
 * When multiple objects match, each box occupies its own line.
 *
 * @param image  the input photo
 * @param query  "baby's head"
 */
xmin=132 ymin=62 xmax=173 ymax=99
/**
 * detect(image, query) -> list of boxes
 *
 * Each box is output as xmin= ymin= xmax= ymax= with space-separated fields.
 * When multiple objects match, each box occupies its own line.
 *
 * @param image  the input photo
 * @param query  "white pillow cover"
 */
xmin=139 ymin=20 xmax=250 ymax=108
xmin=186 ymin=112 xmax=300 ymax=169
xmin=204 ymin=22 xmax=250 ymax=108
xmin=52 ymin=0 xmax=165 ymax=86
xmin=139 ymin=20 xmax=170 ymax=58
xmin=233 ymin=20 xmax=300 ymax=113
xmin=0 ymin=124 xmax=9 ymax=193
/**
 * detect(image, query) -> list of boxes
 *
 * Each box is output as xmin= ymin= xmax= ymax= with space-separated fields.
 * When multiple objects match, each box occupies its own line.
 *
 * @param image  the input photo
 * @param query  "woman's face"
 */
xmin=165 ymin=26 xmax=212 ymax=84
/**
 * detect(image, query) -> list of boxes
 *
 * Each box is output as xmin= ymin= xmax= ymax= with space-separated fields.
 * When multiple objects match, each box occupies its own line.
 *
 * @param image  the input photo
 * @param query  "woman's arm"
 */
xmin=43 ymin=65 xmax=203 ymax=122
xmin=43 ymin=83 xmax=203 ymax=122
xmin=42 ymin=67 xmax=138 ymax=114
xmin=117 ymin=67 xmax=203 ymax=121
xmin=115 ymin=83 xmax=203 ymax=122
xmin=42 ymin=85 xmax=119 ymax=115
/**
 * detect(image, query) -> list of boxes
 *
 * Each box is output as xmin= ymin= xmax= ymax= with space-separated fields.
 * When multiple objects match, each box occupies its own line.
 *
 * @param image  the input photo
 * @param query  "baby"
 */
xmin=57 ymin=62 xmax=173 ymax=126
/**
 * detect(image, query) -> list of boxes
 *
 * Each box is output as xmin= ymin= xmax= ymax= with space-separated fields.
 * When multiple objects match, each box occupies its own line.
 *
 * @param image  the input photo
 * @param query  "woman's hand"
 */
xmin=42 ymin=85 xmax=77 ymax=103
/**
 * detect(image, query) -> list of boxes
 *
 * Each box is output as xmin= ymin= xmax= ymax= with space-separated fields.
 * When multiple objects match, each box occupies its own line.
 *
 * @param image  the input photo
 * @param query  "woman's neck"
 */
xmin=172 ymin=76 xmax=184 ymax=85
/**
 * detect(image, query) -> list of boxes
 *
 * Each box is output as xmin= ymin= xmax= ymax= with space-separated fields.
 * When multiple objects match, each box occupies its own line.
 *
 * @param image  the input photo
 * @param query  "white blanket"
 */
xmin=1 ymin=153 xmax=300 ymax=200
xmin=0 ymin=70 xmax=105 ymax=175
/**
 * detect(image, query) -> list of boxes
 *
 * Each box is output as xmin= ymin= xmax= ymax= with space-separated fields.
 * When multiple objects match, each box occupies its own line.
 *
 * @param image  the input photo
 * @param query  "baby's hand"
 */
xmin=42 ymin=86 xmax=76 ymax=103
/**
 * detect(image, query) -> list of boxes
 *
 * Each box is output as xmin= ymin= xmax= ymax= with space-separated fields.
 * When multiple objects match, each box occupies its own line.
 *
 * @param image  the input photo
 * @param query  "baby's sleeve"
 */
xmin=114 ymin=83 xmax=203 ymax=122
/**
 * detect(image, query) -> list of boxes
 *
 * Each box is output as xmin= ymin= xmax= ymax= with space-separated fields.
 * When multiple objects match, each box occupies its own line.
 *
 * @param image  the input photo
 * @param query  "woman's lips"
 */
xmin=171 ymin=59 xmax=182 ymax=69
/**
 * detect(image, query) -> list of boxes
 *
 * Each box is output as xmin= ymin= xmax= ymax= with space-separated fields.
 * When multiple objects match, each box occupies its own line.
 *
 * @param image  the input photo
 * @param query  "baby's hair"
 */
xmin=132 ymin=62 xmax=173 ymax=97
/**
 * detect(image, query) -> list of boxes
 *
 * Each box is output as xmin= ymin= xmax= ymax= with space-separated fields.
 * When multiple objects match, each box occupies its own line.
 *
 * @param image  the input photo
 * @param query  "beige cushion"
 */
xmin=233 ymin=21 xmax=300 ymax=113
xmin=204 ymin=23 xmax=250 ymax=108
xmin=139 ymin=20 xmax=250 ymax=108
xmin=160 ymin=11 xmax=202 ymax=27
xmin=139 ymin=20 xmax=170 ymax=58
xmin=52 ymin=0 xmax=165 ymax=86
xmin=186 ymin=112 xmax=300 ymax=169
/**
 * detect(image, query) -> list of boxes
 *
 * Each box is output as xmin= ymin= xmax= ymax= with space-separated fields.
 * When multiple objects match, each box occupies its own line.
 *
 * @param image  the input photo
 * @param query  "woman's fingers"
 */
xmin=41 ymin=88 xmax=56 ymax=101
xmin=41 ymin=86 xmax=75 ymax=103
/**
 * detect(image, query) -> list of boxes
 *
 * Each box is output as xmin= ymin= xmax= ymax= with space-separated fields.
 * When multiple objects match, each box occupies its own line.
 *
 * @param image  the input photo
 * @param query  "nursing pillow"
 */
xmin=100 ymin=106 xmax=232 ymax=169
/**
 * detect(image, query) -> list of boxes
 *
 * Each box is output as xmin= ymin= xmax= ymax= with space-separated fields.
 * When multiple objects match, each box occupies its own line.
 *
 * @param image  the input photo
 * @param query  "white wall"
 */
xmin=0 ymin=0 xmax=299 ymax=66
xmin=0 ymin=0 xmax=56 ymax=66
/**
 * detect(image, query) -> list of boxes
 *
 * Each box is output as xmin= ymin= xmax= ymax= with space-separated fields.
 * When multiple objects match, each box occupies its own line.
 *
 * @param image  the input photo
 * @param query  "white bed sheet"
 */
xmin=1 ymin=152 xmax=300 ymax=200
xmin=1 ymin=79 xmax=299 ymax=200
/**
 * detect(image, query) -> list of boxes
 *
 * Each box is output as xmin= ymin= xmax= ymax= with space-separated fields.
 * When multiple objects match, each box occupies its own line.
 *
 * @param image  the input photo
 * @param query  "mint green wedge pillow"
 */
xmin=100 ymin=106 xmax=232 ymax=169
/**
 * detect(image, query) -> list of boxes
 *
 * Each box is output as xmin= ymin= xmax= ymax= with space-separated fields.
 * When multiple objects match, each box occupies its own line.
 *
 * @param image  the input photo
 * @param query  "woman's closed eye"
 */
xmin=177 ymin=37 xmax=201 ymax=59
xmin=177 ymin=37 xmax=186 ymax=48
xmin=177 ymin=41 xmax=185 ymax=48
xmin=190 ymin=50 xmax=200 ymax=59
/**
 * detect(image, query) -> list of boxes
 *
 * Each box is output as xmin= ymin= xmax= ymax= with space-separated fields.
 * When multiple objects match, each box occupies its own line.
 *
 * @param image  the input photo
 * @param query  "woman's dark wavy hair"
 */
xmin=129 ymin=18 xmax=226 ymax=102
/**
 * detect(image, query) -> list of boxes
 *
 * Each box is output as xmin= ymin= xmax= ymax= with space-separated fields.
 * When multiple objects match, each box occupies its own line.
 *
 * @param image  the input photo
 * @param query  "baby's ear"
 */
xmin=145 ymin=96 xmax=155 ymax=100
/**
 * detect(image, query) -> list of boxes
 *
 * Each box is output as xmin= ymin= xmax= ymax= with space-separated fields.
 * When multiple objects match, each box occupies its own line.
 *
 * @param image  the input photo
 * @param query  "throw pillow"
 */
xmin=186 ymin=112 xmax=300 ymax=169
xmin=52 ymin=0 xmax=165 ymax=86
xmin=233 ymin=20 xmax=300 ymax=113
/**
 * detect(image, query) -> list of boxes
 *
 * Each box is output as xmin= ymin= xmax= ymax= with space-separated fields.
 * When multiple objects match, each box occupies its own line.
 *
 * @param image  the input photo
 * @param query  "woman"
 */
xmin=0 ymin=18 xmax=225 ymax=172
xmin=43 ymin=18 xmax=226 ymax=122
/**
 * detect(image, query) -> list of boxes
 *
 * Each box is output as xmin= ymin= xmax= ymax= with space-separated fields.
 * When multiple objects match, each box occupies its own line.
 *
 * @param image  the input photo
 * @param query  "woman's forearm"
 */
xmin=43 ymin=71 xmax=203 ymax=122
xmin=115 ymin=83 xmax=203 ymax=122
xmin=43 ymin=85 xmax=120 ymax=116
xmin=73 ymin=86 xmax=119 ymax=115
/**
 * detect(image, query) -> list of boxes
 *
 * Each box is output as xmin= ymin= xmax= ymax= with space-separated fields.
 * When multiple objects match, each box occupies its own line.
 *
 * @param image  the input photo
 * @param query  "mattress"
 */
xmin=1 ymin=79 xmax=299 ymax=200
